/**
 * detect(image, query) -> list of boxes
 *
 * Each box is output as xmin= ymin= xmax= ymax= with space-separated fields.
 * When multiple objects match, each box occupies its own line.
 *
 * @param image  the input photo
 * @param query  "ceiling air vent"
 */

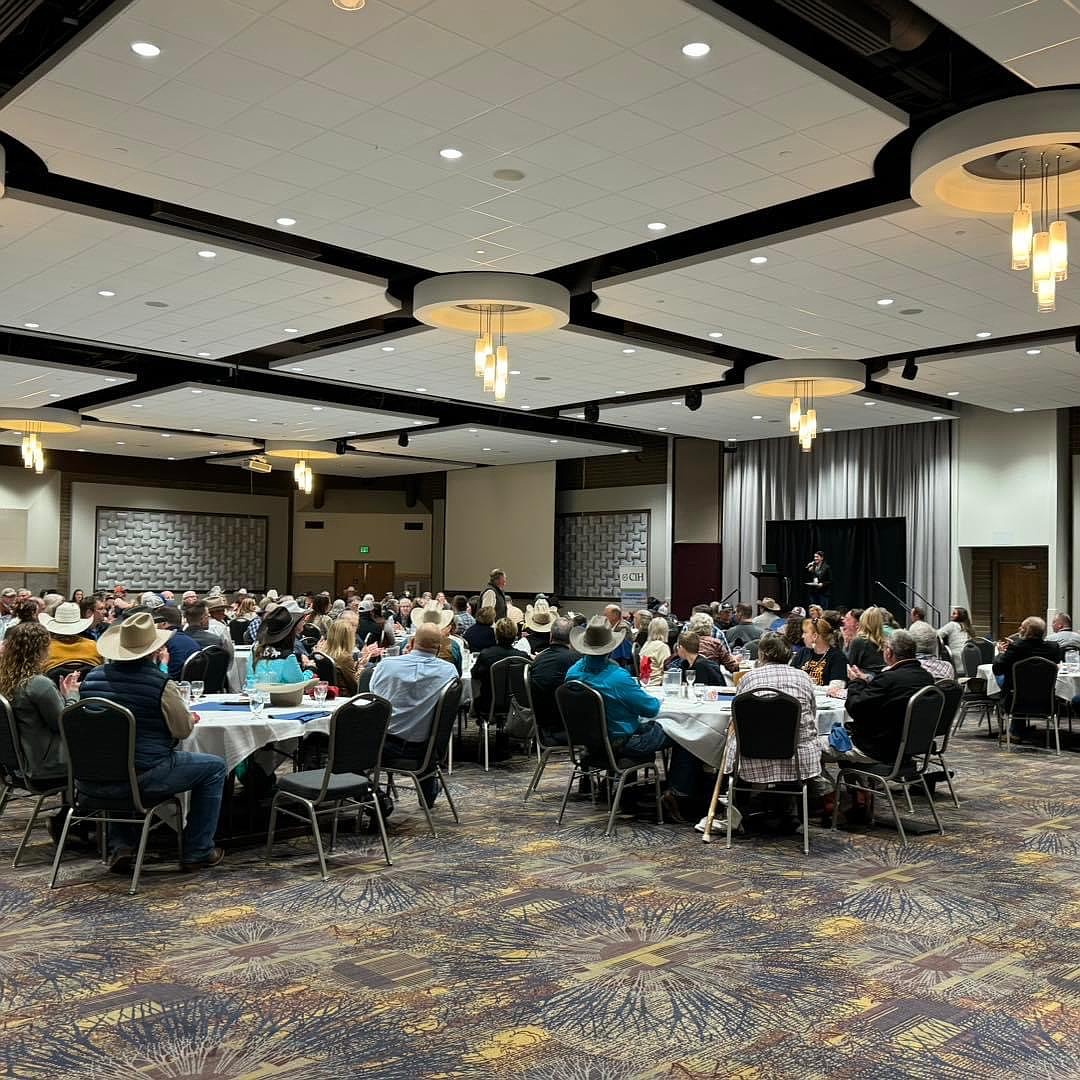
xmin=774 ymin=0 xmax=891 ymax=55
xmin=0 ymin=0 xmax=46 ymax=43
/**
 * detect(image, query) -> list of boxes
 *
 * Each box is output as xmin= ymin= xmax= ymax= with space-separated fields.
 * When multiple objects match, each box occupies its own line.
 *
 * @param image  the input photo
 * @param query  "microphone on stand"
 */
xmin=719 ymin=586 xmax=739 ymax=605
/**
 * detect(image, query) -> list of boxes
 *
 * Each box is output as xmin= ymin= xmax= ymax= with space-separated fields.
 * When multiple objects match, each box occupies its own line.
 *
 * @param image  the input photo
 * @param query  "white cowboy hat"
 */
xmin=411 ymin=601 xmax=454 ymax=629
xmin=570 ymin=616 xmax=628 ymax=656
xmin=506 ymin=603 xmax=524 ymax=625
xmin=524 ymin=599 xmax=557 ymax=633
xmin=96 ymin=612 xmax=172 ymax=661
xmin=39 ymin=601 xmax=93 ymax=636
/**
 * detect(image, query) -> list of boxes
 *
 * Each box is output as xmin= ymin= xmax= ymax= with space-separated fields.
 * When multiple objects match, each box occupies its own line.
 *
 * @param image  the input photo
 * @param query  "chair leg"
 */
xmin=878 ymin=781 xmax=907 ymax=847
xmin=173 ymin=797 xmax=184 ymax=865
xmin=436 ymin=766 xmax=459 ymax=823
xmin=726 ymin=781 xmax=738 ymax=849
xmin=903 ymin=783 xmax=914 ymax=815
xmin=556 ymin=766 xmax=578 ymax=825
xmin=264 ymin=793 xmax=280 ymax=861
xmin=12 ymin=792 xmax=49 ymax=868
xmin=653 ymin=765 xmax=663 ymax=825
xmin=830 ymin=772 xmax=843 ymax=831
xmin=306 ymin=800 xmax=328 ymax=879
xmin=415 ymin=779 xmax=438 ymax=839
xmin=47 ymin=807 xmax=74 ymax=889
xmin=447 ymin=728 xmax=453 ymax=775
xmin=604 ymin=773 xmax=628 ymax=837
xmin=921 ymin=776 xmax=944 ymax=836
xmin=0 ymin=782 xmax=11 ymax=819
xmin=522 ymin=749 xmax=551 ymax=806
xmin=329 ymin=800 xmax=340 ymax=853
xmin=936 ymin=752 xmax=960 ymax=809
xmin=801 ymin=782 xmax=810 ymax=856
xmin=129 ymin=814 xmax=155 ymax=895
xmin=482 ymin=722 xmax=489 ymax=772
xmin=368 ymin=792 xmax=392 ymax=866
xmin=1053 ymin=714 xmax=1061 ymax=755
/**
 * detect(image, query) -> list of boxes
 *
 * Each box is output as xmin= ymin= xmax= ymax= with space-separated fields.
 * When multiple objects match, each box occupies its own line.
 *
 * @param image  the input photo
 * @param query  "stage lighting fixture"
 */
xmin=398 ymin=431 xmax=409 ymax=448
xmin=684 ymin=388 xmax=703 ymax=411
xmin=335 ymin=439 xmax=347 ymax=455
xmin=584 ymin=402 xmax=600 ymax=423
xmin=901 ymin=357 xmax=918 ymax=380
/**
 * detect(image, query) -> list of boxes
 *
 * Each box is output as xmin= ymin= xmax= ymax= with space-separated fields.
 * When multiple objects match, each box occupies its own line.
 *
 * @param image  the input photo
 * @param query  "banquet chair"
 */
xmin=228 ymin=619 xmax=249 ymax=645
xmin=473 ymin=655 xmax=530 ymax=771
xmin=265 ymin=693 xmax=392 ymax=879
xmin=727 ymin=688 xmax=810 ymax=855
xmin=927 ymin=679 xmax=964 ymax=809
xmin=0 ymin=694 xmax=67 ymax=868
xmin=554 ymin=681 xmax=664 ymax=837
xmin=51 ymin=699 xmax=183 ymax=895
xmin=955 ymin=641 xmax=998 ymax=734
xmin=312 ymin=652 xmax=338 ymax=687
xmin=181 ymin=645 xmax=230 ymax=693
xmin=381 ymin=678 xmax=462 ymax=838
xmin=44 ymin=661 xmax=96 ymax=688
xmin=975 ymin=638 xmax=997 ymax=665
xmin=1003 ymin=656 xmax=1060 ymax=753
xmin=830 ymin=685 xmax=946 ymax=846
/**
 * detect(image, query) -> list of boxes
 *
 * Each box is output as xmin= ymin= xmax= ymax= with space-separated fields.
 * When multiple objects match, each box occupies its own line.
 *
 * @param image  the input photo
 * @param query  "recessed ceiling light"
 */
xmin=682 ymin=41 xmax=710 ymax=57
xmin=312 ymin=406 xmax=323 ymax=411
xmin=115 ymin=441 xmax=125 ymax=445
xmin=23 ymin=322 xmax=39 ymax=328
xmin=1012 ymin=407 xmax=1025 ymax=412
xmin=823 ymin=427 xmax=833 ymax=432
xmin=347 ymin=430 xmax=358 ymax=435
xmin=97 ymin=289 xmax=115 ymax=297
xmin=622 ymin=348 xmax=636 ymax=354
xmin=975 ymin=331 xmax=992 ymax=339
xmin=193 ymin=428 xmax=201 ymax=432
xmin=130 ymin=41 xmax=160 ymax=57
xmin=209 ymin=451 xmax=218 ymax=455
xmin=275 ymin=217 xmax=296 ymax=227
xmin=520 ymin=405 xmax=531 ymax=410
xmin=669 ymin=400 xmax=680 ymax=406
xmin=657 ymin=426 xmax=667 ymax=431
xmin=947 ymin=390 xmax=960 ymax=396
xmin=620 ymin=448 xmax=630 ymax=454
xmin=708 ymin=331 xmax=723 ymax=338
xmin=510 ymin=369 xmax=521 ymax=375
xmin=751 ymin=414 xmax=763 ymax=420
xmin=132 ymin=403 xmax=143 ymax=408
xmin=647 ymin=222 xmax=667 ymax=231
xmin=440 ymin=148 xmax=463 ymax=160
xmin=291 ymin=367 xmax=305 ymax=373
xmin=412 ymin=420 xmax=424 ymax=426
xmin=865 ymin=401 xmax=877 ymax=407
xmin=468 ymin=428 xmax=479 ymax=433
xmin=197 ymin=250 xmax=217 ymax=259
xmin=248 ymin=418 xmax=258 ymax=422
xmin=415 ymin=387 xmax=427 ymax=393
xmin=381 ymin=345 xmax=395 ymax=352
xmin=615 ymin=390 xmax=626 ymax=395
xmin=197 ymin=351 xmax=211 ymax=357
xmin=549 ymin=439 xmax=559 ymax=444
xmin=161 ymin=433 xmax=171 ymax=438
xmin=283 ymin=327 xmax=299 ymax=334
xmin=167 ymin=456 xmax=175 ymax=461
xmin=482 ymin=446 xmax=491 ymax=451
xmin=876 ymin=298 xmax=894 ymax=306
xmin=475 ymin=249 xmax=486 ymax=255
xmin=76 ymin=448 xmax=85 ymax=453
xmin=1026 ymin=348 xmax=1041 ymax=355
xmin=749 ymin=255 xmax=768 ymax=265
xmin=190 ymin=389 xmax=203 ymax=394
xmin=104 ymin=377 xmax=117 ymax=382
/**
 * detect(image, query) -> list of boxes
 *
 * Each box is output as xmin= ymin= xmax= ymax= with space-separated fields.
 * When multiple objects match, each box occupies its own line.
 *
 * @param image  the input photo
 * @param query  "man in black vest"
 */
xmin=479 ymin=569 xmax=509 ymax=621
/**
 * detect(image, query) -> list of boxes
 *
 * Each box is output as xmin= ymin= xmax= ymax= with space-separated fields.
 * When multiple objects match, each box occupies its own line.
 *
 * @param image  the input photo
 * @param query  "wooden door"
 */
xmin=672 ymin=543 xmax=721 ymax=617
xmin=996 ymin=560 xmax=1046 ymax=638
xmin=334 ymin=560 xmax=395 ymax=599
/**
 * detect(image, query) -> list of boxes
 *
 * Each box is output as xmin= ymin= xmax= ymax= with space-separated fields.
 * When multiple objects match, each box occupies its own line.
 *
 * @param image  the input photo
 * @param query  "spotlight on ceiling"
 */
xmin=901 ymin=357 xmax=919 ymax=381
xmin=583 ymin=402 xmax=600 ymax=424
xmin=397 ymin=431 xmax=409 ymax=448
xmin=335 ymin=439 xmax=347 ymax=455
xmin=684 ymin=388 xmax=703 ymax=411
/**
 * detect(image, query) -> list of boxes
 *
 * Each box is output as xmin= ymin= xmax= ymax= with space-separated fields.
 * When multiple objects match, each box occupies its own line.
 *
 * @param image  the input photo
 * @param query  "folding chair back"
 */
xmin=0 ymin=693 xmax=29 ymax=786
xmin=44 ymin=661 xmax=96 ymax=687
xmin=961 ymin=641 xmax=983 ymax=679
xmin=320 ymin=694 xmax=390 ymax=795
xmin=229 ymin=619 xmax=249 ymax=644
xmin=731 ymin=689 xmax=800 ymax=764
xmin=934 ymin=679 xmax=963 ymax=751
xmin=180 ymin=649 xmax=209 ymax=683
xmin=191 ymin=645 xmax=230 ymax=692
xmin=508 ymin=661 xmax=532 ymax=711
xmin=556 ymin=680 xmax=617 ymax=772
xmin=59 ymin=698 xmax=144 ymax=813
xmin=889 ymin=684 xmax=946 ymax=778
xmin=489 ymin=655 xmax=530 ymax=722
xmin=313 ymin=652 xmax=338 ymax=686
xmin=1010 ymin=656 xmax=1058 ymax=720
xmin=975 ymin=638 xmax=996 ymax=664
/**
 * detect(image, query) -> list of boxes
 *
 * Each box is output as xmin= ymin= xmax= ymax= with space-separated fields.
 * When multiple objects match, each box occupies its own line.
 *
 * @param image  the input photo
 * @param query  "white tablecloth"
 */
xmin=182 ymin=693 xmax=341 ymax=772
xmin=977 ymin=662 xmax=1080 ymax=700
xmin=229 ymin=647 xmax=251 ymax=692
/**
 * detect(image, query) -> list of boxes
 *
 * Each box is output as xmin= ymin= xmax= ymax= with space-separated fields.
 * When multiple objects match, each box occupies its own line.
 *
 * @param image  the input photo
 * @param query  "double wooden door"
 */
xmin=334 ymin=560 xmax=395 ymax=599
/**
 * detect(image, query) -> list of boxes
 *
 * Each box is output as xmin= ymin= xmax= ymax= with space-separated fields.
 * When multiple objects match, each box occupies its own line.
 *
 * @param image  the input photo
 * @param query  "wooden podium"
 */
xmin=749 ymin=569 xmax=784 ymax=607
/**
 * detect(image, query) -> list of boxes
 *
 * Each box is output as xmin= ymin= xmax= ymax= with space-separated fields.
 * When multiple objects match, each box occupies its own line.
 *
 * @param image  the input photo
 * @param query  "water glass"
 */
xmin=662 ymin=670 xmax=682 ymax=698
xmin=249 ymin=687 xmax=266 ymax=717
xmin=685 ymin=669 xmax=697 ymax=693
xmin=177 ymin=681 xmax=192 ymax=706
xmin=313 ymin=681 xmax=328 ymax=704
xmin=189 ymin=680 xmax=204 ymax=704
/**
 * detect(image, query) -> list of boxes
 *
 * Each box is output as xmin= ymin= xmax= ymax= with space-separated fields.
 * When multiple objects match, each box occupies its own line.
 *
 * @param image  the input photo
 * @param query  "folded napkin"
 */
xmin=273 ymin=710 xmax=332 ymax=723
xmin=193 ymin=703 xmax=252 ymax=712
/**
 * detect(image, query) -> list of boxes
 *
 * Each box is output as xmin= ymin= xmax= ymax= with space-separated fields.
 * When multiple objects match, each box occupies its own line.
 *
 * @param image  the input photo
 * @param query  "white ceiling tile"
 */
xmin=754 ymin=81 xmax=867 ymax=128
xmin=517 ymin=132 xmax=611 ymax=172
xmin=223 ymin=16 xmax=347 ymax=77
xmin=500 ymin=16 xmax=623 ymax=77
xmin=569 ymin=155 xmax=665 ymax=193
xmin=630 ymin=81 xmax=740 ymax=129
xmin=563 ymin=0 xmax=697 ymax=47
xmin=383 ymin=81 xmax=490 ymax=130
xmin=568 ymin=108 xmax=674 ymax=153
xmin=508 ymin=80 xmax=618 ymax=127
xmin=271 ymin=0 xmax=407 ymax=44
xmin=306 ymin=50 xmax=425 ymax=103
xmin=132 ymin=0 xmax=262 ymax=46
xmin=687 ymin=109 xmax=793 ymax=151
xmin=357 ymin=16 xmax=485 ymax=77
xmin=437 ymin=52 xmax=554 ymax=105
xmin=448 ymin=107 xmax=558 ymax=152
xmin=50 ymin=50 xmax=169 ymax=104
xmin=220 ymin=106 xmax=318 ymax=150
xmin=175 ymin=52 xmax=296 ymax=105
xmin=567 ymin=51 xmax=685 ymax=105
xmin=421 ymin=0 xmax=551 ymax=45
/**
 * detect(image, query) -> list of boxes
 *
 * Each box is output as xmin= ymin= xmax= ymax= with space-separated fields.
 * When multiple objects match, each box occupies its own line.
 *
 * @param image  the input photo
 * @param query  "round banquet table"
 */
xmin=229 ymin=646 xmax=251 ymax=692
xmin=976 ymin=662 xmax=1080 ymax=701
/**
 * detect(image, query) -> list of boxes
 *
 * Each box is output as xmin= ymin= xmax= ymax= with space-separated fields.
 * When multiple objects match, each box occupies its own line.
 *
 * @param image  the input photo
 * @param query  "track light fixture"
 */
xmin=398 ymin=431 xmax=409 ymax=448
xmin=901 ymin=357 xmax=918 ymax=380
xmin=584 ymin=402 xmax=600 ymax=424
xmin=684 ymin=388 xmax=703 ymax=411
xmin=335 ymin=439 xmax=347 ymax=455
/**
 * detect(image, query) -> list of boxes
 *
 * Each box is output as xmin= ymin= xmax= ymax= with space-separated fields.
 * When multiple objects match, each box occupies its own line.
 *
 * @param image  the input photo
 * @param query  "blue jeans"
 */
xmin=82 ymin=750 xmax=226 ymax=862
xmin=620 ymin=720 xmax=670 ymax=757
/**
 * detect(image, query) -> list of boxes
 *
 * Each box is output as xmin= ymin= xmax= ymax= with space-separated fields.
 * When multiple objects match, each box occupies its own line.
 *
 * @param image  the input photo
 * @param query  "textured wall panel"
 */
xmin=556 ymin=510 xmax=649 ymax=599
xmin=94 ymin=508 xmax=267 ymax=592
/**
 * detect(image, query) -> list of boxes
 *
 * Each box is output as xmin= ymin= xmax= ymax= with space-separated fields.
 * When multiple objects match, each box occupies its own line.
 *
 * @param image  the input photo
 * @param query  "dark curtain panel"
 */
xmin=765 ymin=517 xmax=906 ymax=616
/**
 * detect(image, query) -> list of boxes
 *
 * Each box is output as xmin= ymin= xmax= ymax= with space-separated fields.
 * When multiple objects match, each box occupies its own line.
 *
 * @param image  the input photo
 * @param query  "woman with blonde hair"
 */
xmin=320 ymin=619 xmax=363 ymax=694
xmin=847 ymin=606 xmax=887 ymax=674
xmin=638 ymin=617 xmax=670 ymax=684
xmin=793 ymin=616 xmax=847 ymax=685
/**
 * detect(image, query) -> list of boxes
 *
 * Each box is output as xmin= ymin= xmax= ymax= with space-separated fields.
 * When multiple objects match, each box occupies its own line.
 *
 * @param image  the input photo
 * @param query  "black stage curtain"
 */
xmin=765 ymin=517 xmax=906 ymax=616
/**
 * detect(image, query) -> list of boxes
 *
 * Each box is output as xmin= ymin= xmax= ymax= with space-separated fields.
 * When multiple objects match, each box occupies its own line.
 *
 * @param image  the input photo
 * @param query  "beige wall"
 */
xmin=0 ymin=466 xmax=60 ymax=570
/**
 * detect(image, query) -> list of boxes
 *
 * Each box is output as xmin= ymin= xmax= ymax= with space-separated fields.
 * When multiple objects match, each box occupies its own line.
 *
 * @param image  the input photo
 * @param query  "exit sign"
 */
xmin=359 ymin=545 xmax=370 ymax=554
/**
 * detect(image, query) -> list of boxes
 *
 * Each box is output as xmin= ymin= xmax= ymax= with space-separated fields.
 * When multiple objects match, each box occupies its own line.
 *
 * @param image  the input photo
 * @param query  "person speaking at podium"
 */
xmin=805 ymin=550 xmax=831 ymax=609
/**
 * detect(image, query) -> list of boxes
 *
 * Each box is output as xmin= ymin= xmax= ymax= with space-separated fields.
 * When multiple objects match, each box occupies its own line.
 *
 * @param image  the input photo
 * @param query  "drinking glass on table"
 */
xmin=189 ymin=680 xmax=204 ymax=705
xmin=177 ymin=681 xmax=192 ymax=706
xmin=685 ymin=668 xmax=697 ymax=697
xmin=312 ymin=681 xmax=328 ymax=705
xmin=249 ymin=687 xmax=266 ymax=718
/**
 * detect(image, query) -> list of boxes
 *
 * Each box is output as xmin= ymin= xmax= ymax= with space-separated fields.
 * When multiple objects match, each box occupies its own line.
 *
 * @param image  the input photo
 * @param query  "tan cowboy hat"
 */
xmin=506 ymin=603 xmax=524 ymax=625
xmin=570 ymin=615 xmax=627 ymax=656
xmin=411 ymin=601 xmax=454 ymax=630
xmin=524 ymin=599 xmax=556 ymax=633
xmin=757 ymin=597 xmax=781 ymax=612
xmin=97 ymin=612 xmax=173 ymax=661
xmin=39 ymin=601 xmax=93 ymax=636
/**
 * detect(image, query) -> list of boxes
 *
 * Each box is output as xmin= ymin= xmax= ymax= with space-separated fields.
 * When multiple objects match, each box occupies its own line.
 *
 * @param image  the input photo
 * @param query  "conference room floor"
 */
xmin=0 ymin=731 xmax=1076 ymax=1078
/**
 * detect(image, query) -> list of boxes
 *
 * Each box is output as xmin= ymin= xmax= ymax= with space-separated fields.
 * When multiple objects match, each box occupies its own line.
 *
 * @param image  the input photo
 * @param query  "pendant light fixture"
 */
xmin=475 ymin=305 xmax=511 ymax=401
xmin=1051 ymin=155 xmax=1069 ymax=282
xmin=1012 ymin=151 xmax=1068 ymax=313
xmin=0 ymin=407 xmax=81 ymax=473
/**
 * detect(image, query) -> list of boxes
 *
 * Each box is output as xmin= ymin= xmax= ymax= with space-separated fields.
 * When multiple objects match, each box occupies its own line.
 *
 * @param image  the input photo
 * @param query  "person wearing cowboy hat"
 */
xmin=251 ymin=603 xmax=315 ymax=688
xmin=523 ymin=598 xmax=557 ymax=654
xmin=79 ymin=612 xmax=227 ymax=873
xmin=752 ymin=597 xmax=783 ymax=631
xmin=152 ymin=604 xmax=202 ymax=682
xmin=40 ymin=602 xmax=101 ymax=673
xmin=410 ymin=601 xmax=461 ymax=673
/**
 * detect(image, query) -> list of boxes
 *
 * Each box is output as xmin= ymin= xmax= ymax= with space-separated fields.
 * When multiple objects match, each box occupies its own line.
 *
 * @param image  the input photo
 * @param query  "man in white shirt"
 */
xmin=1047 ymin=612 xmax=1080 ymax=650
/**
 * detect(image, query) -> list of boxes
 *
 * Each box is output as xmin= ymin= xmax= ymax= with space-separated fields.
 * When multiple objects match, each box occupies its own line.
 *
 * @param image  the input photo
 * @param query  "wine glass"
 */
xmin=313 ymin=681 xmax=328 ymax=705
xmin=249 ymin=687 xmax=266 ymax=718
xmin=177 ymin=681 xmax=192 ymax=706
xmin=685 ymin=668 xmax=697 ymax=698
xmin=190 ymin=680 xmax=204 ymax=705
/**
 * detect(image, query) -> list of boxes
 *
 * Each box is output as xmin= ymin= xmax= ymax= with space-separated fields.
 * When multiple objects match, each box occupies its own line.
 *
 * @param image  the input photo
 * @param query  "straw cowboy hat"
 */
xmin=757 ymin=597 xmax=781 ymax=612
xmin=97 ymin=612 xmax=173 ymax=661
xmin=411 ymin=600 xmax=454 ymax=630
xmin=39 ymin=601 xmax=93 ymax=636
xmin=524 ymin=599 xmax=557 ymax=633
xmin=570 ymin=615 xmax=628 ymax=656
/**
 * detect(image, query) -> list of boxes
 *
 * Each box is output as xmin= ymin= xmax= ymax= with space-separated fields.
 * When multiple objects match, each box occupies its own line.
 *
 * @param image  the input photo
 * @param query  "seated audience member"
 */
xmin=632 ymin=609 xmax=653 ymax=648
xmin=234 ymin=597 xmax=258 ymax=623
xmin=70 ymin=589 xmax=85 ymax=605
xmin=909 ymin=606 xmax=926 ymax=625
xmin=752 ymin=598 xmax=782 ymax=630
xmin=523 ymin=599 xmax=556 ymax=654
xmin=40 ymin=602 xmax=101 ymax=672
xmin=840 ymin=608 xmax=863 ymax=654
xmin=528 ymin=617 xmax=577 ymax=742
xmin=80 ymin=613 xmax=227 ymax=872
xmin=307 ymin=594 xmax=333 ymax=637
xmin=357 ymin=600 xmax=381 ymax=647
xmin=464 ymin=605 xmax=497 ymax=653
xmin=847 ymin=607 xmax=887 ymax=674
xmin=139 ymin=591 xmax=164 ymax=612
xmin=908 ymin=620 xmax=955 ymax=680
xmin=452 ymin=595 xmax=475 ymax=634
xmin=781 ymin=613 xmax=807 ymax=657
xmin=204 ymin=596 xmax=234 ymax=643
xmin=795 ymin=617 xmax=847 ymax=686
xmin=252 ymin=606 xmax=315 ymax=686
xmin=320 ymin=621 xmax=380 ymax=695
xmin=79 ymin=597 xmax=108 ymax=642
xmin=639 ymin=617 xmax=671 ymax=684
xmin=411 ymin=602 xmax=461 ymax=673
xmin=829 ymin=629 xmax=933 ymax=765
xmin=937 ymin=606 xmax=973 ymax=669
xmin=471 ymin=617 xmax=523 ymax=717
xmin=686 ymin=611 xmax=738 ymax=671
xmin=732 ymin=632 xmax=822 ymax=786
xmin=183 ymin=600 xmax=232 ymax=656
xmin=666 ymin=631 xmax=725 ymax=685
xmin=1047 ymin=611 xmax=1080 ymax=650
xmin=370 ymin=623 xmax=457 ymax=807
xmin=725 ymin=604 xmax=764 ymax=647
xmin=992 ymin=616 xmax=1061 ymax=739
xmin=603 ymin=604 xmax=634 ymax=669
xmin=807 ymin=603 xmax=824 ymax=621
xmin=152 ymin=605 xmax=201 ymax=681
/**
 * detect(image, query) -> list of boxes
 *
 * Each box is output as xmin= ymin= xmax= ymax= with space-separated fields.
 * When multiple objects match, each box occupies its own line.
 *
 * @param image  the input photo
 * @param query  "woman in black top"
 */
xmin=463 ymin=606 xmax=497 ymax=653
xmin=847 ymin=606 xmax=887 ymax=674
xmin=794 ymin=617 xmax=847 ymax=685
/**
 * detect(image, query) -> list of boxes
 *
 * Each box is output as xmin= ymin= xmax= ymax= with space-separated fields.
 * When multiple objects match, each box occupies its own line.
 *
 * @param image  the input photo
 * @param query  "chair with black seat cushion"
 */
xmin=554 ymin=680 xmax=664 ymax=837
xmin=382 ymin=678 xmax=463 ymax=838
xmin=975 ymin=637 xmax=996 ymax=665
xmin=181 ymin=645 xmax=230 ymax=693
xmin=228 ymin=619 xmax=250 ymax=645
xmin=927 ymin=679 xmax=964 ymax=809
xmin=727 ymin=688 xmax=811 ymax=855
xmin=473 ymin=655 xmax=531 ymax=771
xmin=300 ymin=624 xmax=322 ymax=650
xmin=50 ymin=698 xmax=184 ymax=895
xmin=956 ymin=641 xmax=998 ymax=734
xmin=357 ymin=664 xmax=375 ymax=693
xmin=830 ymin=684 xmax=946 ymax=846
xmin=265 ymin=693 xmax=392 ymax=879
xmin=43 ymin=661 xmax=97 ymax=688
xmin=1004 ymin=656 xmax=1060 ymax=753
xmin=0 ymin=694 xmax=68 ymax=868
xmin=312 ymin=652 xmax=338 ymax=687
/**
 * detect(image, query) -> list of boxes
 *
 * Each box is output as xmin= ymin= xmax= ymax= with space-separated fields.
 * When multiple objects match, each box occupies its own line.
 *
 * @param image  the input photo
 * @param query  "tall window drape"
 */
xmin=721 ymin=421 xmax=952 ymax=618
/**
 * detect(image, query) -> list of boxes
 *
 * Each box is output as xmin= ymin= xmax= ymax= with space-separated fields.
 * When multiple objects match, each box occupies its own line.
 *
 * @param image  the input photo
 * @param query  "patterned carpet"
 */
xmin=0 ymin=727 xmax=1078 ymax=1079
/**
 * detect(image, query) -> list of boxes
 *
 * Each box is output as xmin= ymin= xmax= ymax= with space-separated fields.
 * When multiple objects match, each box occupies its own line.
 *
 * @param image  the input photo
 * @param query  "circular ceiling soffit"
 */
xmin=264 ymin=440 xmax=339 ymax=460
xmin=413 ymin=272 xmax=571 ymax=334
xmin=911 ymin=90 xmax=1080 ymax=214
xmin=743 ymin=359 xmax=866 ymax=398
xmin=0 ymin=406 xmax=81 ymax=433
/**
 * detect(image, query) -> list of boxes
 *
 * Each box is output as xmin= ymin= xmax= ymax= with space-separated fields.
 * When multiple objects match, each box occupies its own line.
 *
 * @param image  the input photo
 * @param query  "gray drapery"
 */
xmin=721 ymin=421 xmax=952 ymax=618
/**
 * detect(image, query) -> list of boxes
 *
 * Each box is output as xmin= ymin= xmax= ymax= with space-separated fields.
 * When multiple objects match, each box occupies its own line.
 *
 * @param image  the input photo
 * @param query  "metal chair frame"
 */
xmin=554 ymin=681 xmax=664 ymax=837
xmin=475 ymin=655 xmax=531 ymax=771
xmin=1002 ymin=655 xmax=1061 ymax=754
xmin=180 ymin=644 xmax=230 ymax=693
xmin=50 ymin=698 xmax=183 ymax=895
xmin=265 ymin=693 xmax=392 ymax=879
xmin=43 ymin=660 xmax=97 ymax=688
xmin=955 ymin=642 xmax=999 ymax=734
xmin=0 ymin=693 xmax=67 ymax=868
xmin=929 ymin=679 xmax=963 ymax=809
xmin=829 ymin=685 xmax=946 ymax=847
xmin=521 ymin=666 xmax=573 ymax=804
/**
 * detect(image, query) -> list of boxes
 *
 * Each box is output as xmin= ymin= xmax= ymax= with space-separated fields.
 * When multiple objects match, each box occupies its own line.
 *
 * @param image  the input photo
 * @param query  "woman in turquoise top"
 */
xmin=252 ymin=605 xmax=316 ymax=686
